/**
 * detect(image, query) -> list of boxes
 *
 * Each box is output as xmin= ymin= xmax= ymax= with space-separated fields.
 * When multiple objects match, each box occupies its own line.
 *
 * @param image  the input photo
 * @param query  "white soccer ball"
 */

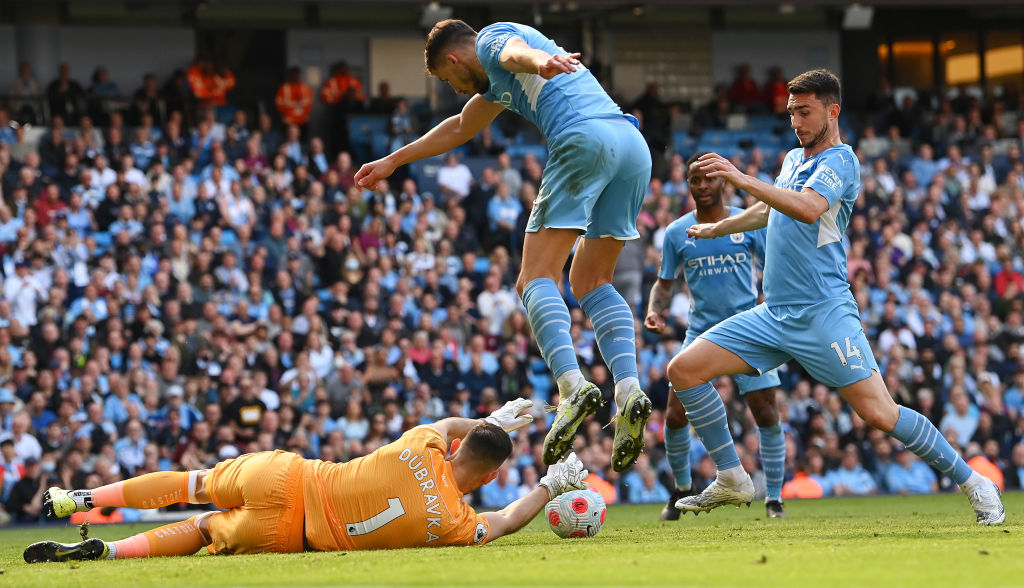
xmin=545 ymin=489 xmax=606 ymax=538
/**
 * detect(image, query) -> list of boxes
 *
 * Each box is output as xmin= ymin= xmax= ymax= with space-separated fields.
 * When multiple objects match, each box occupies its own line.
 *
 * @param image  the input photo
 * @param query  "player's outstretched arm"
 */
xmin=482 ymin=453 xmax=588 ymax=541
xmin=498 ymin=38 xmax=580 ymax=79
xmin=428 ymin=399 xmax=533 ymax=446
xmin=644 ymin=278 xmax=675 ymax=334
xmin=697 ymin=152 xmax=828 ymax=224
xmin=688 ymin=201 xmax=771 ymax=240
xmin=480 ymin=486 xmax=549 ymax=541
xmin=355 ymin=95 xmax=504 ymax=188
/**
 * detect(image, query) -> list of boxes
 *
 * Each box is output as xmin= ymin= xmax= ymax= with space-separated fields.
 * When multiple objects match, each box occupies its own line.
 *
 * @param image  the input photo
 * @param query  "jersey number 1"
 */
xmin=829 ymin=337 xmax=862 ymax=367
xmin=345 ymin=497 xmax=406 ymax=536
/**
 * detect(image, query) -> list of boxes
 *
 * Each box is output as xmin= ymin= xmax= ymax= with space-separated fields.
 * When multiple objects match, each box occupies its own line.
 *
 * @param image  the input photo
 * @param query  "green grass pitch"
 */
xmin=2 ymin=492 xmax=1021 ymax=587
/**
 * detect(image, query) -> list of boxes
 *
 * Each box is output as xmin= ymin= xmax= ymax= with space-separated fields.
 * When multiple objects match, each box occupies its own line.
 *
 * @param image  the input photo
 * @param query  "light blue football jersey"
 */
xmin=659 ymin=207 xmax=767 ymax=334
xmin=763 ymin=144 xmax=860 ymax=305
xmin=476 ymin=22 xmax=623 ymax=140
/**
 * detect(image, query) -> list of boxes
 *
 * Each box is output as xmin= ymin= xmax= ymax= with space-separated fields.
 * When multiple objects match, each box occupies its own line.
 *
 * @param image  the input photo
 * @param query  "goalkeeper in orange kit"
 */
xmin=24 ymin=399 xmax=588 ymax=562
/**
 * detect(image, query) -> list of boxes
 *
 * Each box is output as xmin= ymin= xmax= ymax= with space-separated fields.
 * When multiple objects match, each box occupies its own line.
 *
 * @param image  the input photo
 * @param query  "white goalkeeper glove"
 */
xmin=539 ymin=452 xmax=589 ymax=500
xmin=484 ymin=398 xmax=534 ymax=433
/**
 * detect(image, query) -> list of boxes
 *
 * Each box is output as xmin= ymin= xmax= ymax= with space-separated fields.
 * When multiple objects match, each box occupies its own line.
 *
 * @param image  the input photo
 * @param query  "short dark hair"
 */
xmin=460 ymin=422 xmax=512 ymax=469
xmin=685 ymin=151 xmax=711 ymax=173
xmin=424 ymin=19 xmax=478 ymax=73
xmin=787 ymin=68 xmax=841 ymax=107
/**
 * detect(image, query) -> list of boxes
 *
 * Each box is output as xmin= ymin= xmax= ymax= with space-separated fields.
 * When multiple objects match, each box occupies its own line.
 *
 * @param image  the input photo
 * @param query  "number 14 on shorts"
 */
xmin=829 ymin=337 xmax=862 ymax=367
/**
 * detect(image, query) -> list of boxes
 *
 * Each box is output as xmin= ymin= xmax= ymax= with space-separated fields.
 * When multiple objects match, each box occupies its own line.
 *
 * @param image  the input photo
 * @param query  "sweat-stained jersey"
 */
xmin=763 ymin=144 xmax=860 ymax=306
xmin=301 ymin=426 xmax=490 ymax=550
xmin=658 ymin=207 xmax=767 ymax=334
xmin=475 ymin=22 xmax=622 ymax=140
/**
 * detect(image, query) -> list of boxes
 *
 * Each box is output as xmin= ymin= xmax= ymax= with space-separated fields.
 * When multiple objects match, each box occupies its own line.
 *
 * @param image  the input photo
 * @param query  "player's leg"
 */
xmin=667 ymin=339 xmax=756 ymax=513
xmin=522 ymin=124 xmax=616 ymax=465
xmin=518 ymin=228 xmax=604 ymax=465
xmin=575 ymin=117 xmax=653 ymax=471
xmin=571 ymin=236 xmax=652 ymax=471
xmin=742 ymin=382 xmax=786 ymax=518
xmin=44 ymin=469 xmax=212 ymax=518
xmin=661 ymin=392 xmax=694 ymax=521
xmin=840 ymin=373 xmax=1004 ymax=525
xmin=667 ymin=306 xmax=790 ymax=514
xmin=24 ymin=512 xmax=215 ymax=563
xmin=801 ymin=298 xmax=1004 ymax=525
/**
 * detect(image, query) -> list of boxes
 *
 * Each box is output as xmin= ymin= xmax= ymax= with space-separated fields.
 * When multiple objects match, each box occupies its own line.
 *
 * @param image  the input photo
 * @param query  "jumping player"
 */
xmin=667 ymin=69 xmax=1004 ymax=525
xmin=354 ymin=20 xmax=654 ymax=471
xmin=24 ymin=399 xmax=590 ymax=561
xmin=645 ymin=152 xmax=786 ymax=520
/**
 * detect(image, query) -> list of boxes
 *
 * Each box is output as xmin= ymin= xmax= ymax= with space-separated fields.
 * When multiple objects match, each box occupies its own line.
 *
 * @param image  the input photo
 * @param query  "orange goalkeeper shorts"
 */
xmin=204 ymin=450 xmax=306 ymax=555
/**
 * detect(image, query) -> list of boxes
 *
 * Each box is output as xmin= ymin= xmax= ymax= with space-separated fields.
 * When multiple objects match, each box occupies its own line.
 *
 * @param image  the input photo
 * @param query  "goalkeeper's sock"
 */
xmin=675 ymin=383 xmax=740 ymax=470
xmin=579 ymin=284 xmax=640 ymax=385
xmin=890 ymin=405 xmax=972 ymax=485
xmin=110 ymin=515 xmax=209 ymax=558
xmin=90 ymin=471 xmax=202 ymax=509
xmin=523 ymin=278 xmax=579 ymax=380
xmin=758 ymin=424 xmax=786 ymax=501
xmin=664 ymin=425 xmax=692 ymax=490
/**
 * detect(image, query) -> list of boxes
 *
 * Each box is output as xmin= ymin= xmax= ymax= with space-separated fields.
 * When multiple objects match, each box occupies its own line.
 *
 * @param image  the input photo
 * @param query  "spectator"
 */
xmin=728 ymin=64 xmax=761 ymax=111
xmin=480 ymin=464 xmax=520 ymax=508
xmin=275 ymin=66 xmax=314 ymax=131
xmin=320 ymin=61 xmax=365 ymax=155
xmin=437 ymin=153 xmax=473 ymax=203
xmin=10 ymin=62 xmax=42 ymax=124
xmin=828 ymin=444 xmax=878 ymax=496
xmin=46 ymin=63 xmax=85 ymax=125
xmin=627 ymin=467 xmax=671 ymax=504
xmin=885 ymin=445 xmax=938 ymax=494
xmin=186 ymin=57 xmax=236 ymax=109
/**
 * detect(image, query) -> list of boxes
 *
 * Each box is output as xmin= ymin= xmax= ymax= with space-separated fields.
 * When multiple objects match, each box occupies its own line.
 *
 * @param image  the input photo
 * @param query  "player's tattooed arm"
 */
xmin=644 ymin=278 xmax=674 ymax=334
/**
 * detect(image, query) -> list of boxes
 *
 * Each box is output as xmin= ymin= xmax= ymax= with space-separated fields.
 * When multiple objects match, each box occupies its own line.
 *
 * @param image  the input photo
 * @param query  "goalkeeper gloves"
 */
xmin=539 ymin=452 xmax=589 ymax=500
xmin=484 ymin=398 xmax=534 ymax=433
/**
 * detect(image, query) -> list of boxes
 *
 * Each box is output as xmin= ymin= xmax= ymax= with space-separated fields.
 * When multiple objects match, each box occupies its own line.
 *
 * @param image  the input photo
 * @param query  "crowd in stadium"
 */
xmin=0 ymin=56 xmax=1022 ymax=524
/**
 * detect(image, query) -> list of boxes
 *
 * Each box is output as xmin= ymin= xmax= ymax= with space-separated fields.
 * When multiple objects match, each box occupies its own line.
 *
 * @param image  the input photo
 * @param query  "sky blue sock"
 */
xmin=665 ymin=425 xmax=692 ymax=490
xmin=758 ymin=424 xmax=786 ymax=500
xmin=579 ymin=284 xmax=639 ymax=383
xmin=675 ymin=383 xmax=740 ymax=470
xmin=522 ymin=278 xmax=578 ymax=379
xmin=890 ymin=405 xmax=972 ymax=485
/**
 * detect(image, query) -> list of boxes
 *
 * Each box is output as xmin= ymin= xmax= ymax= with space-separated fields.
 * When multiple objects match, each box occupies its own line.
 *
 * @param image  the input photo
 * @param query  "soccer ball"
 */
xmin=545 ymin=489 xmax=606 ymax=538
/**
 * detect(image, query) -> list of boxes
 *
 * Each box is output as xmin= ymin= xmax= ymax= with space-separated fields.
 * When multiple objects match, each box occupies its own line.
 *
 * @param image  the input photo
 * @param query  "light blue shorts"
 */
xmin=699 ymin=296 xmax=878 ymax=389
xmin=683 ymin=330 xmax=781 ymax=394
xmin=525 ymin=116 xmax=651 ymax=240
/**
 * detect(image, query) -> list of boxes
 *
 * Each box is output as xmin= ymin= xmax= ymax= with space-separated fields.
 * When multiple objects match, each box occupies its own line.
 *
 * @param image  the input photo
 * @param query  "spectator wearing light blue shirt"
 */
xmin=885 ymin=446 xmax=938 ymax=494
xmin=628 ymin=467 xmax=671 ymax=504
xmin=486 ymin=181 xmax=522 ymax=250
xmin=939 ymin=386 xmax=979 ymax=450
xmin=480 ymin=465 xmax=521 ymax=508
xmin=108 ymin=204 xmax=145 ymax=240
xmin=0 ymin=204 xmax=24 ymax=243
xmin=828 ymin=444 xmax=878 ymax=496
xmin=113 ymin=419 xmax=148 ymax=476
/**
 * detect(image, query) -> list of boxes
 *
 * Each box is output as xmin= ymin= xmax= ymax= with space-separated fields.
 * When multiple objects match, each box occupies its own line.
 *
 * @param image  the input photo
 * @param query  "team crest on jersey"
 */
xmin=730 ymin=233 xmax=745 ymax=244
xmin=474 ymin=522 xmax=488 ymax=543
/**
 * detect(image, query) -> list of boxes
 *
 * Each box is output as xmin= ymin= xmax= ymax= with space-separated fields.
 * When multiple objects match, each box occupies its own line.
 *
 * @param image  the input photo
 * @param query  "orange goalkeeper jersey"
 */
xmin=301 ymin=426 xmax=491 ymax=550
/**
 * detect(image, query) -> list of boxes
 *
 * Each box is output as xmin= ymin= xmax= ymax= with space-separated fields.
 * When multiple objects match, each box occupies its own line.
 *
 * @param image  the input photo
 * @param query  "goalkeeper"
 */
xmin=24 ymin=399 xmax=587 ymax=562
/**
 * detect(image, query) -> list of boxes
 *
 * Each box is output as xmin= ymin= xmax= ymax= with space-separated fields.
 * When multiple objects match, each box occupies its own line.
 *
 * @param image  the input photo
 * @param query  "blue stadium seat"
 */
xmin=673 ymin=131 xmax=698 ymax=157
xmin=408 ymin=154 xmax=446 ymax=199
xmin=371 ymin=132 xmax=390 ymax=159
